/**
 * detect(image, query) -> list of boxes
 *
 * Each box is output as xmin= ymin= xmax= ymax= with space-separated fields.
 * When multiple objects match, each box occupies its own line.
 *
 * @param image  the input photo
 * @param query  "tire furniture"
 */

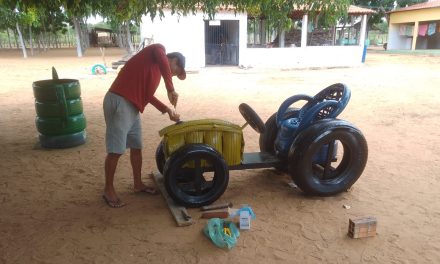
xmin=157 ymin=83 xmax=367 ymax=207
xmin=32 ymin=67 xmax=87 ymax=148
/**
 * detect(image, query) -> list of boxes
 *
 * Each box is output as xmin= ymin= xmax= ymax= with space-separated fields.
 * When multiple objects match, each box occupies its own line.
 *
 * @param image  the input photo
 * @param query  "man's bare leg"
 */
xmin=104 ymin=153 xmax=122 ymax=202
xmin=130 ymin=148 xmax=143 ymax=190
xmin=131 ymin=148 xmax=156 ymax=193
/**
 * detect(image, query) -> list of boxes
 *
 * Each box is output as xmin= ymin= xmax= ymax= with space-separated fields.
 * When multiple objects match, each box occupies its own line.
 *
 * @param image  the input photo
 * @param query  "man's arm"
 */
xmin=150 ymin=95 xmax=180 ymax=121
xmin=152 ymin=44 xmax=175 ymax=93
xmin=150 ymin=95 xmax=168 ymax=113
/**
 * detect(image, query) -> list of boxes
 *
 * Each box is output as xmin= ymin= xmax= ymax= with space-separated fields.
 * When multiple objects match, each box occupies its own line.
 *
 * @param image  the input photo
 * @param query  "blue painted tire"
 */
xmin=39 ymin=130 xmax=87 ymax=149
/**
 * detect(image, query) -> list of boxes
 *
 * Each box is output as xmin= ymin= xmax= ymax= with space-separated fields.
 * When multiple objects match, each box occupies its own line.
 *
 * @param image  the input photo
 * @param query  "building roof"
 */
xmin=289 ymin=5 xmax=375 ymax=19
xmin=348 ymin=5 xmax=376 ymax=15
xmin=389 ymin=0 xmax=440 ymax=13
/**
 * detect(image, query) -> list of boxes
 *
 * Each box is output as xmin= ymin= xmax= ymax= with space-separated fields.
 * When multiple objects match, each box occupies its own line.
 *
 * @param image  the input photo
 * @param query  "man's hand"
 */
xmin=167 ymin=91 xmax=179 ymax=107
xmin=166 ymin=107 xmax=180 ymax=122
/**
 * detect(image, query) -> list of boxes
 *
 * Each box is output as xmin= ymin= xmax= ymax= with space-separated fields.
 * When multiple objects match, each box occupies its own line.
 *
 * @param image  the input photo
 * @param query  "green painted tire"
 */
xmin=33 ymin=79 xmax=81 ymax=102
xmin=36 ymin=113 xmax=86 ymax=136
xmin=39 ymin=130 xmax=87 ymax=149
xmin=35 ymin=98 xmax=83 ymax=117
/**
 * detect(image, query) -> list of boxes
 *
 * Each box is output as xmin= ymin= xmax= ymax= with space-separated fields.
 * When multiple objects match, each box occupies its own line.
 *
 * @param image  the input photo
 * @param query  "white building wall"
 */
xmin=387 ymin=23 xmax=413 ymax=50
xmin=243 ymin=46 xmax=364 ymax=68
xmin=141 ymin=10 xmax=247 ymax=70
xmin=141 ymin=11 xmax=367 ymax=69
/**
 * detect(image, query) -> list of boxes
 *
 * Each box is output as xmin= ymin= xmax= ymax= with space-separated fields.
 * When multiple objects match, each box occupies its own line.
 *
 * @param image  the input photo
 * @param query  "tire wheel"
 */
xmin=39 ymin=130 xmax=86 ymax=149
xmin=33 ymin=79 xmax=81 ymax=101
xmin=163 ymin=144 xmax=229 ymax=208
xmin=92 ymin=64 xmax=107 ymax=75
xmin=259 ymin=108 xmax=299 ymax=154
xmin=288 ymin=119 xmax=368 ymax=196
xmin=259 ymin=108 xmax=299 ymax=172
xmin=238 ymin=103 xmax=266 ymax=134
xmin=155 ymin=141 xmax=166 ymax=174
xmin=35 ymin=98 xmax=83 ymax=118
xmin=36 ymin=113 xmax=87 ymax=136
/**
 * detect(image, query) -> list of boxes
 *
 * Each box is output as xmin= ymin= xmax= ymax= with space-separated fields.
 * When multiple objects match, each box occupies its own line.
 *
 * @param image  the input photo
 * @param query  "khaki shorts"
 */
xmin=103 ymin=92 xmax=142 ymax=154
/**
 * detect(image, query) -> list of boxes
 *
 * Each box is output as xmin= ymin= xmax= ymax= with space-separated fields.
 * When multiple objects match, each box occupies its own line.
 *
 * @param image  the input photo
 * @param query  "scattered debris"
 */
xmin=287 ymin=181 xmax=298 ymax=188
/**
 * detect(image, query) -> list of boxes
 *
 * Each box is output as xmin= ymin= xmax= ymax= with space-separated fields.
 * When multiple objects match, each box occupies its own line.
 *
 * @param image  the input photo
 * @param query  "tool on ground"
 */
xmin=201 ymin=208 xmax=230 ymax=219
xmin=181 ymin=209 xmax=192 ymax=221
xmin=201 ymin=202 xmax=233 ymax=211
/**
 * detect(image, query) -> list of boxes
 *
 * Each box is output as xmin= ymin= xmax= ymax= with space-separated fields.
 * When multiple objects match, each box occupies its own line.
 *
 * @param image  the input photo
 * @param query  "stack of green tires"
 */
xmin=33 ymin=68 xmax=87 ymax=148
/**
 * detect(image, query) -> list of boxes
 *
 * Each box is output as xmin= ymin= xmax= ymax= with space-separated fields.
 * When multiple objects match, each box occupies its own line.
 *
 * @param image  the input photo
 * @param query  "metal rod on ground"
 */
xmin=201 ymin=202 xmax=233 ymax=211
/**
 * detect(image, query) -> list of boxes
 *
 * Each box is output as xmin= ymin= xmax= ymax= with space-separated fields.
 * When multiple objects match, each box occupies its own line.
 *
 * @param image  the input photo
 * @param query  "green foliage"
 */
xmin=372 ymin=21 xmax=388 ymax=33
xmin=1 ymin=0 xmax=357 ymax=50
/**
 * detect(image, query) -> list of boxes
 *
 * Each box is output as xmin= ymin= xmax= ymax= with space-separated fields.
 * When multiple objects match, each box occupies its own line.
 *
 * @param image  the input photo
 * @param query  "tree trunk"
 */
xmin=29 ymin=26 xmax=34 ymax=56
xmin=116 ymin=25 xmax=124 ymax=48
xmin=261 ymin=19 xmax=266 ymax=45
xmin=16 ymin=22 xmax=28 ymax=58
xmin=37 ymin=33 xmax=41 ymax=52
xmin=13 ymin=28 xmax=18 ymax=48
xmin=66 ymin=25 xmax=71 ymax=47
xmin=124 ymin=22 xmax=134 ymax=54
xmin=7 ymin=28 xmax=12 ymax=48
xmin=56 ymin=34 xmax=60 ymax=48
xmin=47 ymin=31 xmax=51 ymax=49
xmin=42 ymin=25 xmax=48 ymax=51
xmin=279 ymin=27 xmax=285 ymax=48
xmin=73 ymin=17 xmax=83 ymax=57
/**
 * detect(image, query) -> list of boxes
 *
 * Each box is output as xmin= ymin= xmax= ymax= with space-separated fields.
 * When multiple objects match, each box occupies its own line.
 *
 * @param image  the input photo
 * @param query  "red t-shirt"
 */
xmin=109 ymin=44 xmax=175 ymax=113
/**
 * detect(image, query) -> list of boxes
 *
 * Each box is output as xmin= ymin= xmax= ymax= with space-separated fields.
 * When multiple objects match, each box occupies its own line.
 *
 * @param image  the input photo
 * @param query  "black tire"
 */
xmin=288 ymin=119 xmax=368 ymax=196
xmin=155 ymin=141 xmax=166 ymax=174
xmin=238 ymin=103 xmax=265 ymax=134
xmin=163 ymin=144 xmax=229 ymax=208
xmin=39 ymin=130 xmax=87 ymax=149
xmin=259 ymin=108 xmax=299 ymax=154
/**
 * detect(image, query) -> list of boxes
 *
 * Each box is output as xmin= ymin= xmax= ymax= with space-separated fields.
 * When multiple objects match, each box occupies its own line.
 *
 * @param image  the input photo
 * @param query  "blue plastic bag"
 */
xmin=230 ymin=206 xmax=256 ymax=219
xmin=203 ymin=218 xmax=240 ymax=249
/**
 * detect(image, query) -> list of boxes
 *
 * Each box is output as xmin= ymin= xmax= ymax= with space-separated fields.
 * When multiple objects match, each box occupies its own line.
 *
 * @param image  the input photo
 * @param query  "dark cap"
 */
xmin=167 ymin=52 xmax=186 ymax=80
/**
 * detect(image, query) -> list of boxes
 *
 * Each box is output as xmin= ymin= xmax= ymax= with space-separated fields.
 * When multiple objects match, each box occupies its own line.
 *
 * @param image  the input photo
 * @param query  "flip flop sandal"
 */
xmin=102 ymin=195 xmax=126 ymax=208
xmin=135 ymin=187 xmax=158 ymax=195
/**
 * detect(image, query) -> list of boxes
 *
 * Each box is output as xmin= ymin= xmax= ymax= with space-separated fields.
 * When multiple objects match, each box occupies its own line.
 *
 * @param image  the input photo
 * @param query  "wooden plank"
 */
xmin=151 ymin=171 xmax=194 ymax=227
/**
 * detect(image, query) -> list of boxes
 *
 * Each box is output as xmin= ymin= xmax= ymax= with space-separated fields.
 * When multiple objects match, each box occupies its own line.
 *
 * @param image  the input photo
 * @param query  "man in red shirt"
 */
xmin=103 ymin=43 xmax=184 ymax=208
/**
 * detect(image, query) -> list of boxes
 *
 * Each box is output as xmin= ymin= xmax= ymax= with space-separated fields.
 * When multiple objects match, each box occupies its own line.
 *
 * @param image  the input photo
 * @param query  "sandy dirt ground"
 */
xmin=0 ymin=47 xmax=439 ymax=264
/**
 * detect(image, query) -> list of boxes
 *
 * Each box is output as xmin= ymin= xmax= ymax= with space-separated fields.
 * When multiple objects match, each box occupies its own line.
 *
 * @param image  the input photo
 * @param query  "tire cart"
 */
xmin=156 ymin=83 xmax=368 ymax=208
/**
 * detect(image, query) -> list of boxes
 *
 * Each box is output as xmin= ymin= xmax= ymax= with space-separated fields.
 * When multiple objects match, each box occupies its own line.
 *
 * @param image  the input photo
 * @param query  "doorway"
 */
xmin=204 ymin=20 xmax=239 ymax=66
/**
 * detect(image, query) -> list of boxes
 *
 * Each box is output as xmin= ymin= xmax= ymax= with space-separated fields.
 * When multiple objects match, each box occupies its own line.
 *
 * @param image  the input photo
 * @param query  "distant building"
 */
xmin=141 ymin=5 xmax=374 ymax=69
xmin=387 ymin=0 xmax=440 ymax=50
